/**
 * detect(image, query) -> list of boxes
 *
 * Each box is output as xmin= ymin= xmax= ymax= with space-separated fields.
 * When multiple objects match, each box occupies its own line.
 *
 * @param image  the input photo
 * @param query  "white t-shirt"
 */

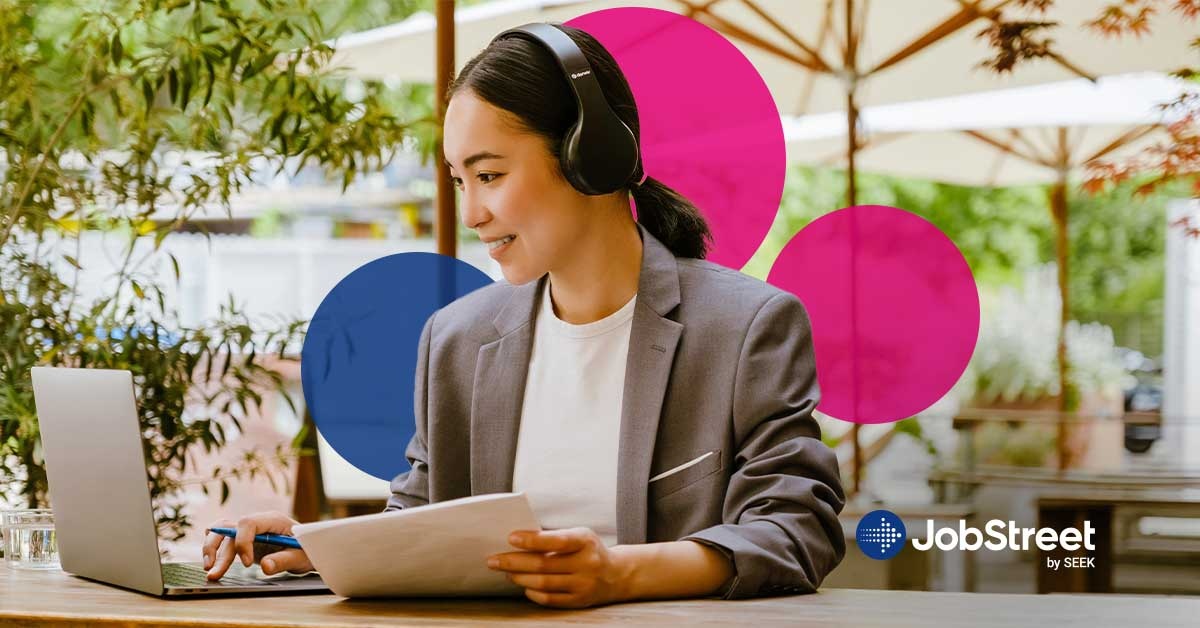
xmin=510 ymin=279 xmax=637 ymax=547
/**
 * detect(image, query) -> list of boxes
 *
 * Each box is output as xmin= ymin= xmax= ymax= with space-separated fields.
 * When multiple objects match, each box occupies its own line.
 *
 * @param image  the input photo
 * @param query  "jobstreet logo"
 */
xmin=856 ymin=510 xmax=907 ymax=560
xmin=912 ymin=518 xmax=1097 ymax=552
xmin=856 ymin=510 xmax=1097 ymax=564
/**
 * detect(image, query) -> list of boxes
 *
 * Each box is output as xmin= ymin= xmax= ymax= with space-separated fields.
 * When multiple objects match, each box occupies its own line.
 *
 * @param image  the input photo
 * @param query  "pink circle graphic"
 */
xmin=768 ymin=205 xmax=980 ymax=424
xmin=567 ymin=8 xmax=784 ymax=269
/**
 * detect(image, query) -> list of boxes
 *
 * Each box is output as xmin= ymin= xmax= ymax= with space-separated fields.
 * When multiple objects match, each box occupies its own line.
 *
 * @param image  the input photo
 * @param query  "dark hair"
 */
xmin=447 ymin=24 xmax=713 ymax=260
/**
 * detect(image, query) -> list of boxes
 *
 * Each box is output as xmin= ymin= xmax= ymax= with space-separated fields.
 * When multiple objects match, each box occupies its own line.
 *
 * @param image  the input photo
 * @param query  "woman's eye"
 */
xmin=450 ymin=176 xmax=463 ymax=190
xmin=477 ymin=173 xmax=502 ymax=184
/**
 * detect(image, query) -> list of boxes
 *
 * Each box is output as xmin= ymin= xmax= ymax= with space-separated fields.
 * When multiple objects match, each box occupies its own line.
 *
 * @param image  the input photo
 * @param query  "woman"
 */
xmin=204 ymin=22 xmax=846 ymax=608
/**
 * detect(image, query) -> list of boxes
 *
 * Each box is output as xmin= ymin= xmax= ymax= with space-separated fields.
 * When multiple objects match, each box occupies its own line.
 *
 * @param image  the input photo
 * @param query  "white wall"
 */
xmin=34 ymin=232 xmax=501 ymax=331
xmin=1163 ymin=199 xmax=1200 ymax=469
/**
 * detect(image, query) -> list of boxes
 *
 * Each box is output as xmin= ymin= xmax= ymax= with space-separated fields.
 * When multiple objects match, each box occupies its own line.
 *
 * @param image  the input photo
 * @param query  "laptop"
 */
xmin=30 ymin=366 xmax=329 ymax=597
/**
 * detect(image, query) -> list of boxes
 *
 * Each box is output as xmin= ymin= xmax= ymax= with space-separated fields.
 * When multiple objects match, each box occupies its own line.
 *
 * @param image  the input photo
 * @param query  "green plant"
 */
xmin=0 ymin=0 xmax=428 ymax=540
xmin=0 ymin=0 xmax=418 ymax=250
xmin=0 ymin=242 xmax=307 ymax=542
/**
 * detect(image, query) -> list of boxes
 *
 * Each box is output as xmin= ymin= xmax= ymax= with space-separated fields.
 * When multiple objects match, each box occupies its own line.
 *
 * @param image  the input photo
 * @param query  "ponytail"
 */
xmin=629 ymin=176 xmax=713 ymax=260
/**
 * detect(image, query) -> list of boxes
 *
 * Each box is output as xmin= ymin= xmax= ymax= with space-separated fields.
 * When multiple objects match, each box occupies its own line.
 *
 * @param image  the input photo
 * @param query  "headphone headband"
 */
xmin=491 ymin=23 xmax=641 ymax=195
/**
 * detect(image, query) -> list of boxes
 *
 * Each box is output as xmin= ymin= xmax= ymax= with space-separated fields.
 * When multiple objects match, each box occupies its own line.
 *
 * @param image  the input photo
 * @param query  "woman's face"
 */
xmin=443 ymin=90 xmax=590 ymax=286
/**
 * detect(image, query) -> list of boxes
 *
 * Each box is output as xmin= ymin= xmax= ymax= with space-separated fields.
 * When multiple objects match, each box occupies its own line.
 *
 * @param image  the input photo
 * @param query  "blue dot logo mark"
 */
xmin=856 ymin=509 xmax=907 ymax=560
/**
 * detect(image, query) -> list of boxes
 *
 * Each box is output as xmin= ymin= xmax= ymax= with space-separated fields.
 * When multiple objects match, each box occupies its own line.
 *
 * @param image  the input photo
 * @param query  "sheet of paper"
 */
xmin=292 ymin=492 xmax=541 ymax=598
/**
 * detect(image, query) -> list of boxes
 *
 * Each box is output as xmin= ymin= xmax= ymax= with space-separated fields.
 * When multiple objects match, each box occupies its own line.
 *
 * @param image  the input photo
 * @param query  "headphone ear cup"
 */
xmin=559 ymin=122 xmax=591 ymax=193
xmin=573 ymin=113 xmax=638 ymax=195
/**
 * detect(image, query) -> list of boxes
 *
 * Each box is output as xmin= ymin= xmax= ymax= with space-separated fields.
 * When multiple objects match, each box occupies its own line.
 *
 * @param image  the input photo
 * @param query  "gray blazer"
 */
xmin=385 ymin=223 xmax=846 ymax=599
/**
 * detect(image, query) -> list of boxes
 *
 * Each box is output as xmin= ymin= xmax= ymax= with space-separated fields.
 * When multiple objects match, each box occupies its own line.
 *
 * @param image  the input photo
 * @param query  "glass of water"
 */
xmin=2 ymin=509 xmax=60 ymax=570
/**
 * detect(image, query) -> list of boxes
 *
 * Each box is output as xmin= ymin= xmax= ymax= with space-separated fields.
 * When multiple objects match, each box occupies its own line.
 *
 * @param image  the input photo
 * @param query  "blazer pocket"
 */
xmin=648 ymin=449 xmax=723 ymax=501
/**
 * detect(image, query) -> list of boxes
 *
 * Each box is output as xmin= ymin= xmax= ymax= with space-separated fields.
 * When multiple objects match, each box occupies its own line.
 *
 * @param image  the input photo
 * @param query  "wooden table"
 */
xmin=3 ymin=567 xmax=1200 ymax=627
xmin=1037 ymin=488 xmax=1200 ymax=594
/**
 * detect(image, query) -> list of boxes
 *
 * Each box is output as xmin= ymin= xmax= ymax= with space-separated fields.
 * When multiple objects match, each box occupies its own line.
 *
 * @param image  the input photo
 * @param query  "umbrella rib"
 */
xmin=1013 ymin=127 xmax=1056 ymax=166
xmin=738 ymin=0 xmax=833 ymax=72
xmin=1083 ymin=124 xmax=1159 ymax=164
xmin=850 ymin=0 xmax=869 ymax=70
xmin=962 ymin=129 xmax=1054 ymax=168
xmin=676 ymin=0 xmax=829 ymax=71
xmin=851 ymin=130 xmax=907 ymax=153
xmin=1045 ymin=51 xmax=1099 ymax=82
xmin=1055 ymin=126 xmax=1070 ymax=168
xmin=985 ymin=145 xmax=1011 ymax=187
xmin=793 ymin=3 xmax=838 ymax=115
xmin=870 ymin=0 xmax=1015 ymax=76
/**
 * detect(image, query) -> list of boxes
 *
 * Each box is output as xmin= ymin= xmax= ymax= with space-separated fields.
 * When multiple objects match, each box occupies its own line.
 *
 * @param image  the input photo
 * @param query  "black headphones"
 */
xmin=490 ymin=23 xmax=641 ymax=196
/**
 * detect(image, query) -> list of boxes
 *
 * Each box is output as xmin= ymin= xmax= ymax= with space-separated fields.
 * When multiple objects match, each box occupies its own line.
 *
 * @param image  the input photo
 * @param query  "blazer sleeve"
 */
xmin=680 ymin=292 xmax=847 ymax=599
xmin=384 ymin=311 xmax=436 ymax=511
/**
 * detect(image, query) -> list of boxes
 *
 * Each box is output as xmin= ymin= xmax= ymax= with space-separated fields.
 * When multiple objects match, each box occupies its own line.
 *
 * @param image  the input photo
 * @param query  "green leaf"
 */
xmin=109 ymin=90 xmax=124 ymax=119
xmin=181 ymin=62 xmax=194 ymax=106
xmin=111 ymin=32 xmax=123 ymax=65
xmin=154 ymin=228 xmax=169 ymax=251
xmin=167 ymin=253 xmax=181 ymax=284
xmin=229 ymin=38 xmax=245 ymax=73
xmin=269 ymin=112 xmax=285 ymax=140
xmin=63 ymin=255 xmax=82 ymax=270
xmin=141 ymin=78 xmax=155 ymax=116
xmin=246 ymin=53 xmax=274 ymax=79
xmin=203 ymin=58 xmax=215 ymax=107
xmin=80 ymin=102 xmax=93 ymax=136
xmin=168 ymin=67 xmax=179 ymax=104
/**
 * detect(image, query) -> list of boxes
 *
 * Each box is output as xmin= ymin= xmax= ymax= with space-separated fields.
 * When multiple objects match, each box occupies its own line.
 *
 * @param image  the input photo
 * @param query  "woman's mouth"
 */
xmin=488 ymin=234 xmax=516 ymax=258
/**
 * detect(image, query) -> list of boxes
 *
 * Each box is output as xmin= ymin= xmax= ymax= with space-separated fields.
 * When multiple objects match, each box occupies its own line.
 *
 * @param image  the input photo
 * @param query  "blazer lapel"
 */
xmin=616 ymin=225 xmax=682 ymax=544
xmin=468 ymin=223 xmax=684 ymax=544
xmin=469 ymin=276 xmax=543 ymax=495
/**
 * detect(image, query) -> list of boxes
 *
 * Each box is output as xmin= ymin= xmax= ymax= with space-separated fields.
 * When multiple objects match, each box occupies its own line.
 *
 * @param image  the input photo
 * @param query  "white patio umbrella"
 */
xmin=329 ymin=0 xmax=1196 ymax=117
xmin=326 ymin=0 xmax=1197 ymax=493
xmin=786 ymin=72 xmax=1195 ymax=470
xmin=784 ymin=73 xmax=1186 ymax=186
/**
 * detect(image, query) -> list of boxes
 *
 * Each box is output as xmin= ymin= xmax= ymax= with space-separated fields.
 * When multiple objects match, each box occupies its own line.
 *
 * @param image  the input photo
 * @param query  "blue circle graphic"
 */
xmin=301 ymin=252 xmax=493 ymax=480
xmin=856 ymin=509 xmax=907 ymax=560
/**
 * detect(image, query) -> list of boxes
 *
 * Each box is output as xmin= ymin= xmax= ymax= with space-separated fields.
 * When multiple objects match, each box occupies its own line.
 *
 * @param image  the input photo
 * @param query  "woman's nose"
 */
xmin=459 ymin=187 xmax=490 ymax=229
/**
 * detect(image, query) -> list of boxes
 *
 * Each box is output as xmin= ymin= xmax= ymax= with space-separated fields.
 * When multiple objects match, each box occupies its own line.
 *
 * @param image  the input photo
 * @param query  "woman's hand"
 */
xmin=486 ymin=527 xmax=632 ymax=608
xmin=201 ymin=511 xmax=314 ymax=581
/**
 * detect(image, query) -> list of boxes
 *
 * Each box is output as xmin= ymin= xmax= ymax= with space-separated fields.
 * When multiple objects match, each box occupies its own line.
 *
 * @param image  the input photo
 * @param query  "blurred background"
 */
xmin=1 ymin=0 xmax=1198 ymax=598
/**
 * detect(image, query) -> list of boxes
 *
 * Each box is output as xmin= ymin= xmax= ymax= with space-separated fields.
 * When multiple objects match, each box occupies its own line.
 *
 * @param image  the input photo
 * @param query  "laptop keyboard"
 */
xmin=162 ymin=562 xmax=268 ymax=587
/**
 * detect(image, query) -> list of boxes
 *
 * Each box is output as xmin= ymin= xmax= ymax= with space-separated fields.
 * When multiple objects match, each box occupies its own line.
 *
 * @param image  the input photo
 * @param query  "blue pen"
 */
xmin=207 ymin=527 xmax=303 ymax=550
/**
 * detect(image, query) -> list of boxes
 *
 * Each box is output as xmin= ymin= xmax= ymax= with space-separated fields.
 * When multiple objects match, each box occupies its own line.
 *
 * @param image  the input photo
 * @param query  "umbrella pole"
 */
xmin=845 ymin=0 xmax=862 ymax=499
xmin=435 ymin=0 xmax=457 ymax=257
xmin=846 ymin=97 xmax=862 ymax=497
xmin=1050 ymin=172 xmax=1071 ymax=472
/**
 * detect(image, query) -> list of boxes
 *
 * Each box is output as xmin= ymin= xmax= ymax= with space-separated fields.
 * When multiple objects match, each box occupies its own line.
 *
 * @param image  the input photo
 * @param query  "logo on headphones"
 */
xmin=570 ymin=70 xmax=591 ymax=80
xmin=856 ymin=510 xmax=906 ymax=560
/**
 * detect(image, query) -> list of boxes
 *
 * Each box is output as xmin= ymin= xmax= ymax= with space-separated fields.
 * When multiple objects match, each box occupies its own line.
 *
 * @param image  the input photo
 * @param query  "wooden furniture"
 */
xmin=932 ymin=408 xmax=1185 ymax=503
xmin=291 ymin=409 xmax=391 ymax=522
xmin=1036 ymin=489 xmax=1200 ymax=594
xmin=3 ymin=567 xmax=1200 ymax=627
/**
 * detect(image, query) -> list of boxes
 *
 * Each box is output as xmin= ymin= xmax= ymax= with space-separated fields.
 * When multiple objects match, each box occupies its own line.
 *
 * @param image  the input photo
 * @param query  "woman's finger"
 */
xmin=524 ymin=588 xmax=584 ymax=608
xmin=508 ymin=528 xmax=590 ymax=553
xmin=233 ymin=512 xmax=297 ymax=568
xmin=207 ymin=537 xmax=237 ymax=581
xmin=507 ymin=572 xmax=579 ymax=593
xmin=234 ymin=517 xmax=259 ymax=567
xmin=260 ymin=549 xmax=314 ymax=575
xmin=488 ymin=550 xmax=575 ymax=574
xmin=201 ymin=519 xmax=236 ymax=569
